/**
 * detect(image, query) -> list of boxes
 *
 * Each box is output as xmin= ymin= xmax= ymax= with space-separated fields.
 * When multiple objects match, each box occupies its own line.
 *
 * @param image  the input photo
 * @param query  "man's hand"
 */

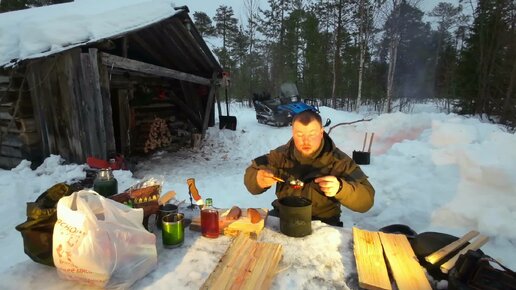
xmin=314 ymin=176 xmax=341 ymax=197
xmin=256 ymin=169 xmax=278 ymax=189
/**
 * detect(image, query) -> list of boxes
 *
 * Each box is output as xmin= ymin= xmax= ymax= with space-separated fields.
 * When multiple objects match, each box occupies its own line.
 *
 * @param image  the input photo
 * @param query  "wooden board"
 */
xmin=190 ymin=208 xmax=268 ymax=238
xmin=425 ymin=230 xmax=479 ymax=264
xmin=440 ymin=235 xmax=489 ymax=274
xmin=379 ymin=232 xmax=432 ymax=290
xmin=353 ymin=227 xmax=392 ymax=290
xmin=201 ymin=233 xmax=282 ymax=290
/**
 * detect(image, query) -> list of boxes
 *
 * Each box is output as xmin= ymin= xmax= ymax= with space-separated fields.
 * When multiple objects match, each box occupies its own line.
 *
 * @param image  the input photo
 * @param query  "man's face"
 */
xmin=292 ymin=119 xmax=324 ymax=157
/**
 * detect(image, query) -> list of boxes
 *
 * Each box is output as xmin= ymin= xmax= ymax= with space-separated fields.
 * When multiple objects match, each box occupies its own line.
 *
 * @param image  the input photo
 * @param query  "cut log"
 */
xmin=379 ymin=232 xmax=432 ymax=290
xmin=440 ymin=235 xmax=489 ymax=274
xmin=200 ymin=233 xmax=282 ymax=290
xmin=352 ymin=227 xmax=392 ymax=290
xmin=425 ymin=230 xmax=479 ymax=264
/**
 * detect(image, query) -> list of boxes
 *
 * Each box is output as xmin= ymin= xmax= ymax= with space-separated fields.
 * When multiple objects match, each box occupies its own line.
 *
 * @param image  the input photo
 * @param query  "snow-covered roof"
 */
xmin=0 ymin=0 xmax=179 ymax=68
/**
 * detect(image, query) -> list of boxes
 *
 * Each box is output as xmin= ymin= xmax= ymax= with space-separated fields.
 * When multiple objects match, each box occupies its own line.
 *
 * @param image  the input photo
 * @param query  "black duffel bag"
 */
xmin=448 ymin=249 xmax=516 ymax=290
xmin=15 ymin=183 xmax=77 ymax=266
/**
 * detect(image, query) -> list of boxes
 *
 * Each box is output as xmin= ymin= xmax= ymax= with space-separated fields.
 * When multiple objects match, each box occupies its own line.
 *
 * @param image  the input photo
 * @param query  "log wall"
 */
xmin=25 ymin=48 xmax=115 ymax=164
xmin=0 ymin=68 xmax=42 ymax=168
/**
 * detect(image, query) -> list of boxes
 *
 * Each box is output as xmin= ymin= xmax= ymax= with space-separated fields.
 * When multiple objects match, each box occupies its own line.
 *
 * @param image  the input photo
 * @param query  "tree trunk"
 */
xmin=356 ymin=0 xmax=367 ymax=112
xmin=332 ymin=0 xmax=343 ymax=109
xmin=386 ymin=0 xmax=401 ymax=113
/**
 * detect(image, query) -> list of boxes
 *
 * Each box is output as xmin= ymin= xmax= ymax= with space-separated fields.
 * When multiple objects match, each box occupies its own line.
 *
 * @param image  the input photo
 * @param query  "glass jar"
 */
xmin=93 ymin=168 xmax=118 ymax=197
xmin=201 ymin=198 xmax=219 ymax=238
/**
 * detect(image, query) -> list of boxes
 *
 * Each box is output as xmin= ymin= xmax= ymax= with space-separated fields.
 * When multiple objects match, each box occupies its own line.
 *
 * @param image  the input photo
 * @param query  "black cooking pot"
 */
xmin=278 ymin=196 xmax=312 ymax=237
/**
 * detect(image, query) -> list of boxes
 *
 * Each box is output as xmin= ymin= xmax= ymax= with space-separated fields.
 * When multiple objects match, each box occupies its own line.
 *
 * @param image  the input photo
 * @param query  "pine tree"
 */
xmin=193 ymin=12 xmax=216 ymax=37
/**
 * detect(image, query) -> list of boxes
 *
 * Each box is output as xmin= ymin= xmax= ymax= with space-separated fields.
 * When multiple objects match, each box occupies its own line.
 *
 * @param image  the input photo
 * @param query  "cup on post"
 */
xmin=162 ymin=213 xmax=184 ymax=248
xmin=156 ymin=204 xmax=178 ymax=229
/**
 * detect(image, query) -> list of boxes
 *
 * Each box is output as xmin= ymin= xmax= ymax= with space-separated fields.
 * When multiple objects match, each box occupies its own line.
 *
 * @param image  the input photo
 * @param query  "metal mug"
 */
xmin=162 ymin=213 xmax=184 ymax=248
xmin=156 ymin=204 xmax=178 ymax=229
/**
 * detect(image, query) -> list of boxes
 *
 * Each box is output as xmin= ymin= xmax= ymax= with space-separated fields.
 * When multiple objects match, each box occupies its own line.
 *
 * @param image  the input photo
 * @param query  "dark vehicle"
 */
xmin=252 ymin=83 xmax=321 ymax=127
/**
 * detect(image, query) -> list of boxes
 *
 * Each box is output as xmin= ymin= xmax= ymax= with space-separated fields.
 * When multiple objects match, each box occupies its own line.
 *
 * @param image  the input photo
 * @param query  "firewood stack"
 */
xmin=144 ymin=117 xmax=172 ymax=153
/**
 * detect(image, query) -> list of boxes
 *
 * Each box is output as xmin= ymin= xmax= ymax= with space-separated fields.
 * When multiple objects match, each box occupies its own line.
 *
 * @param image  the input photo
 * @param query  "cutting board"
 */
xmin=190 ymin=208 xmax=268 ymax=238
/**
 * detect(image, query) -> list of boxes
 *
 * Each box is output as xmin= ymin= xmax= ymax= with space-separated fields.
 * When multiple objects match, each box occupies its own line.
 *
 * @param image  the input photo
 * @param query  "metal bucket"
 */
xmin=278 ymin=196 xmax=312 ymax=237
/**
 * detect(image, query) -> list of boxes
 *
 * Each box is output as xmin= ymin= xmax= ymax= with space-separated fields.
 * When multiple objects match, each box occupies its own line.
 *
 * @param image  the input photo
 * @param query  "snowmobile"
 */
xmin=252 ymin=83 xmax=320 ymax=127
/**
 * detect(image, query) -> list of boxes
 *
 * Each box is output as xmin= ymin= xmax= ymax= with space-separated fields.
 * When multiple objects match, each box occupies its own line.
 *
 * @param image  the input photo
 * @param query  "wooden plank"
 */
xmin=1 ymin=134 xmax=22 ymax=147
xmin=26 ymin=60 xmax=52 ymax=156
xmin=129 ymin=32 xmax=173 ymax=67
xmin=200 ymin=233 xmax=282 ymax=290
xmin=352 ymin=227 xmax=392 ymax=290
xmin=425 ymin=230 xmax=479 ymax=264
xmin=440 ymin=235 xmax=489 ymax=274
xmin=0 ymin=111 xmax=13 ymax=120
xmin=56 ymin=51 xmax=84 ymax=162
xmin=81 ymin=50 xmax=106 ymax=159
xmin=117 ymin=89 xmax=131 ymax=156
xmin=0 ymin=75 xmax=9 ymax=84
xmin=96 ymin=49 xmax=116 ymax=156
xmin=168 ymin=18 xmax=214 ymax=71
xmin=100 ymin=52 xmax=210 ymax=85
xmin=168 ymin=90 xmax=202 ymax=130
xmin=0 ymin=156 xmax=23 ymax=169
xmin=201 ymin=74 xmax=217 ymax=137
xmin=0 ymin=145 xmax=23 ymax=158
xmin=17 ymin=118 xmax=36 ymax=132
xmin=379 ymin=232 xmax=432 ymax=290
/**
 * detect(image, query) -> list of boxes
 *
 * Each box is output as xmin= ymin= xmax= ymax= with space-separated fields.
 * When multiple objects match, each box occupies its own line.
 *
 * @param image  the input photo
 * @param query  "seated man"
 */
xmin=244 ymin=110 xmax=375 ymax=227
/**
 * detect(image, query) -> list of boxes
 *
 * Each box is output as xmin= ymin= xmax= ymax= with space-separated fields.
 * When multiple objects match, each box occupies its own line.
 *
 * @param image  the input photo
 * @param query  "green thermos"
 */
xmin=93 ymin=168 xmax=118 ymax=197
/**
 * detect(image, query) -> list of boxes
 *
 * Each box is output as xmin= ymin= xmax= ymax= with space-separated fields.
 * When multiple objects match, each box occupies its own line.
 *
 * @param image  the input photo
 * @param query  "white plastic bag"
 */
xmin=53 ymin=190 xmax=157 ymax=289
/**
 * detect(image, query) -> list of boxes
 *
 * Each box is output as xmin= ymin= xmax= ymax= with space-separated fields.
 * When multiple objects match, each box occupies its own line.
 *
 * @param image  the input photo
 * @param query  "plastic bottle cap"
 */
xmin=205 ymin=198 xmax=213 ymax=207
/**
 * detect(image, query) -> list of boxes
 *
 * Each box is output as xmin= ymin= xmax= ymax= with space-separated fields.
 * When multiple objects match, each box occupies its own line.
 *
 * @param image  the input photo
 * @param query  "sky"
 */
xmin=1 ymin=102 xmax=516 ymax=289
xmin=180 ymin=0 xmax=464 ymax=24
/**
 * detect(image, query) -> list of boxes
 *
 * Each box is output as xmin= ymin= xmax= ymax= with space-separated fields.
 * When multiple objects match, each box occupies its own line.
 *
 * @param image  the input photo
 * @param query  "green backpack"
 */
xmin=15 ymin=183 xmax=77 ymax=266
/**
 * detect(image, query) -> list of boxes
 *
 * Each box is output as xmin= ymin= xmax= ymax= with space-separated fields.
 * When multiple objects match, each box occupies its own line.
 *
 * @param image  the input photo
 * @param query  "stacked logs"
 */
xmin=143 ymin=117 xmax=172 ymax=153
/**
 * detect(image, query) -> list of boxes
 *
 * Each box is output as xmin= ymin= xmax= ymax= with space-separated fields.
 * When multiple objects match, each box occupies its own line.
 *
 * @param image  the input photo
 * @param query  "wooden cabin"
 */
xmin=0 ymin=3 xmax=222 ymax=169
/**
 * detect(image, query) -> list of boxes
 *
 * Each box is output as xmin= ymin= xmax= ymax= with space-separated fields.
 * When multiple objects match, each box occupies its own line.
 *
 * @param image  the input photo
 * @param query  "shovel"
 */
xmin=218 ymin=85 xmax=237 ymax=130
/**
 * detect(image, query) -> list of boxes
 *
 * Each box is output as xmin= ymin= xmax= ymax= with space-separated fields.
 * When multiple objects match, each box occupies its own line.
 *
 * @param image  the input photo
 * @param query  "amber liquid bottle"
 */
xmin=201 ymin=198 xmax=219 ymax=238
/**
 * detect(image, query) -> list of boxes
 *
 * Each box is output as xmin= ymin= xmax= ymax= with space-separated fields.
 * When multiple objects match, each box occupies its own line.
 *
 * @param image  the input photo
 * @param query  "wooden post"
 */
xmin=201 ymin=73 xmax=218 ymax=137
xmin=26 ymin=64 xmax=51 ymax=157
xmin=95 ymin=48 xmax=116 ymax=156
xmin=80 ymin=50 xmax=105 ymax=158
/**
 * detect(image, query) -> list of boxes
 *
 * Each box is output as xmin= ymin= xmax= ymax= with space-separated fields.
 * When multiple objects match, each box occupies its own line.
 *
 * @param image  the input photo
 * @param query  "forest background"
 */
xmin=2 ymin=0 xmax=514 ymax=129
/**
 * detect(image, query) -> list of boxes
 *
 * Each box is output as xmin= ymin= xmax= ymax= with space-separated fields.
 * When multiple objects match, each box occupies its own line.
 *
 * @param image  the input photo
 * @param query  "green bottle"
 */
xmin=93 ymin=168 xmax=118 ymax=197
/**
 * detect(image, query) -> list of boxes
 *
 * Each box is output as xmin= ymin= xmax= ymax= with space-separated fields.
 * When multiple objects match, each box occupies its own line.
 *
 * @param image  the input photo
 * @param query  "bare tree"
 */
xmin=356 ymin=0 xmax=381 ymax=112
xmin=331 ymin=0 xmax=344 ymax=109
xmin=244 ymin=0 xmax=260 ymax=104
